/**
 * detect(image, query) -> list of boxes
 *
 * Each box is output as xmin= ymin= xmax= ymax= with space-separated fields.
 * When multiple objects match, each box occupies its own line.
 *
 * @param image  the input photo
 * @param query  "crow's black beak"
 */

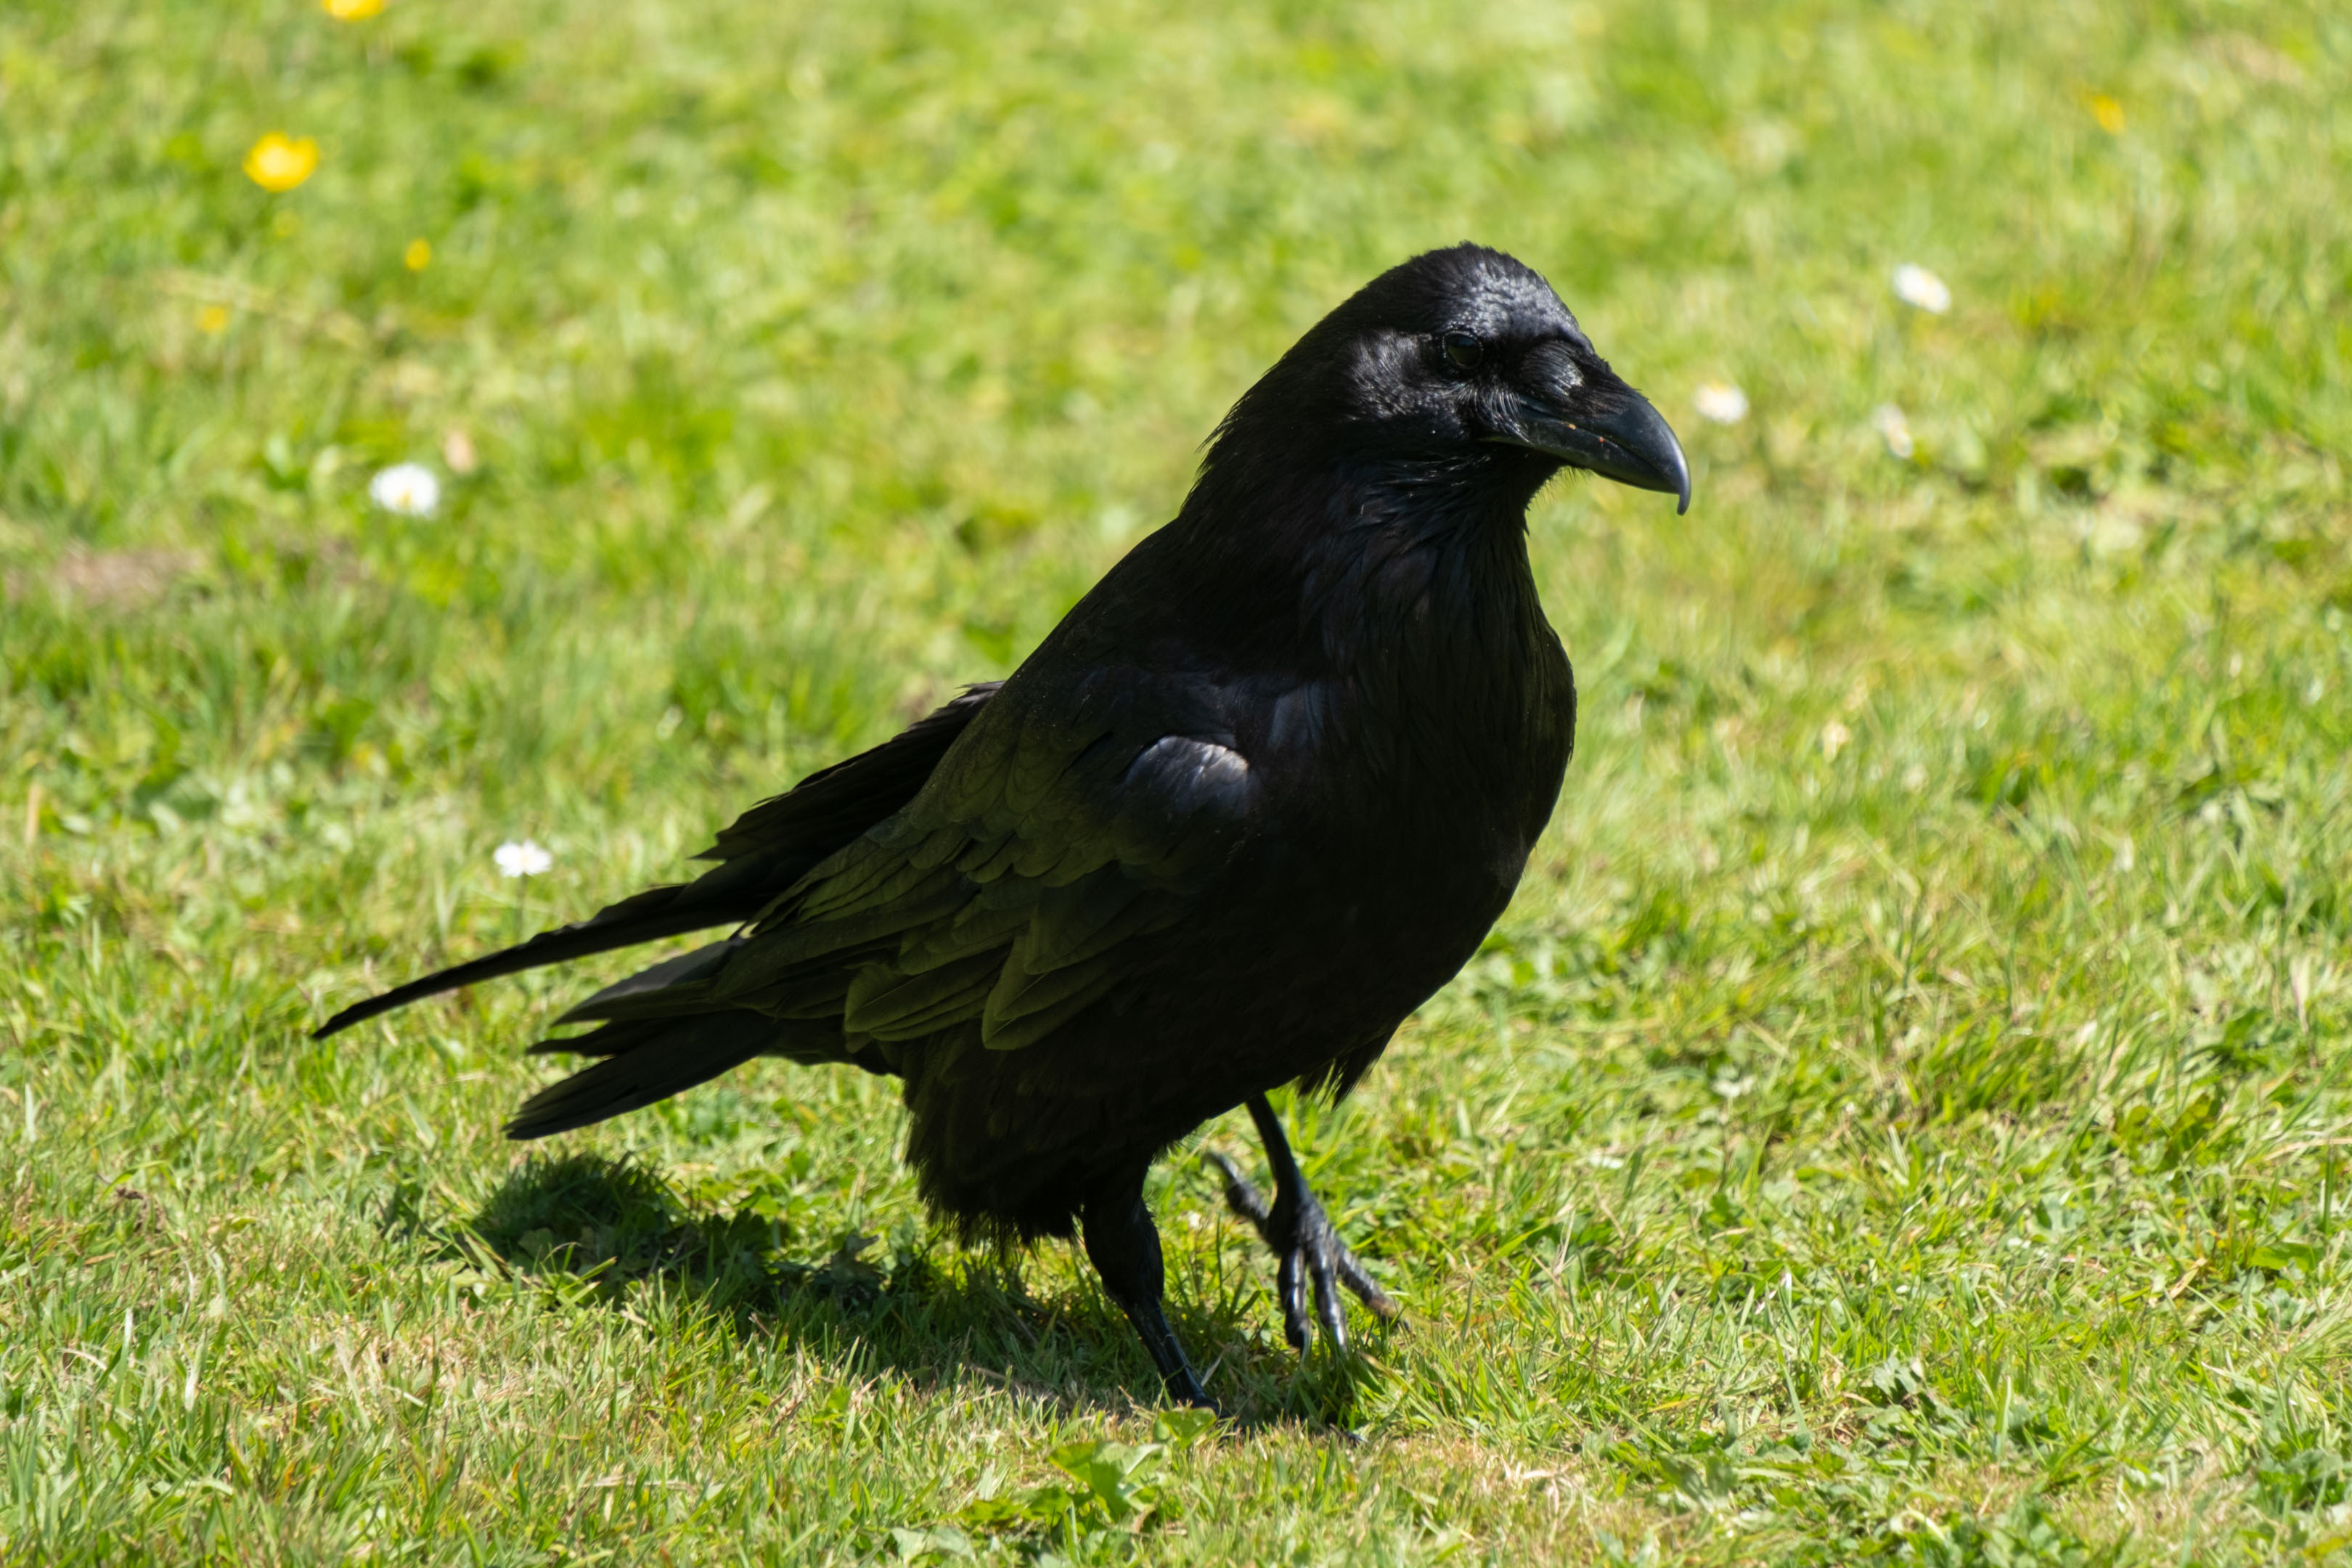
xmin=1493 ymin=353 xmax=1692 ymax=515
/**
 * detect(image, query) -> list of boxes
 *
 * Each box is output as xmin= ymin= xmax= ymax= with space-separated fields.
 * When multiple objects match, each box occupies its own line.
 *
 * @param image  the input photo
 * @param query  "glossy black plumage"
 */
xmin=315 ymin=245 xmax=1689 ymax=1402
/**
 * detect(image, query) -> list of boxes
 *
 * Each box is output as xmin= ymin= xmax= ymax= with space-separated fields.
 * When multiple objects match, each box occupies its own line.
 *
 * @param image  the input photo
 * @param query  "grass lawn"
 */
xmin=4 ymin=0 xmax=2351 ymax=1560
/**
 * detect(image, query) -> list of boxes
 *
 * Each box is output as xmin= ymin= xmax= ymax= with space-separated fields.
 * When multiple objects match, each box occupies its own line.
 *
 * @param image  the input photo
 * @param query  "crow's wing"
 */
xmin=530 ymin=679 xmax=1259 ymax=1106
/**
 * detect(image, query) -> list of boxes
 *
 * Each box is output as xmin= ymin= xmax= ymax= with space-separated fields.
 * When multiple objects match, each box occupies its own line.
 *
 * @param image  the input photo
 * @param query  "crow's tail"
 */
xmin=311 ymin=878 xmax=761 ymax=1040
xmin=502 ymin=942 xmax=852 ymax=1138
xmin=311 ymin=682 xmax=1003 ymax=1044
xmin=505 ymin=1010 xmax=778 ymax=1138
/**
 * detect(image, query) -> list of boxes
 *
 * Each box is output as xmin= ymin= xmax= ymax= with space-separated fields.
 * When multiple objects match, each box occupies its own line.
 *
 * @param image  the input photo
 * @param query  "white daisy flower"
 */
xmin=1872 ymin=404 xmax=1916 ymax=460
xmin=369 ymin=462 xmax=441 ymax=518
xmin=1693 ymin=382 xmax=1749 ymax=424
xmin=1891 ymin=264 xmax=1951 ymax=314
xmin=494 ymin=839 xmax=552 ymax=878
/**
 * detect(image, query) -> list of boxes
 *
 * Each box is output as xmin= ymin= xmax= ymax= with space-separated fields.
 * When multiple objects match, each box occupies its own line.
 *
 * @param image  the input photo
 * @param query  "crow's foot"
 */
xmin=1205 ymin=1146 xmax=1400 ymax=1355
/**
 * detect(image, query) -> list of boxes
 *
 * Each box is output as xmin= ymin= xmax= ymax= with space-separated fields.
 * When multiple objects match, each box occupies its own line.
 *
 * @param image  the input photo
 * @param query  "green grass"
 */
xmin=4 ymin=0 xmax=2350 ymax=1560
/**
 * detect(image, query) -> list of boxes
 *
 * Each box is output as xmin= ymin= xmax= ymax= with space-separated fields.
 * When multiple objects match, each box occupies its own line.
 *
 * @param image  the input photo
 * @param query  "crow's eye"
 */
xmin=1442 ymin=331 xmax=1484 ymax=369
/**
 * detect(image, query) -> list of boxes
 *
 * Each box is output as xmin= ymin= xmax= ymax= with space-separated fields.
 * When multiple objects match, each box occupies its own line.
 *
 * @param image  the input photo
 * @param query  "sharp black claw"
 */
xmin=1209 ymin=1119 xmax=1399 ymax=1358
xmin=1276 ymin=1249 xmax=1308 ymax=1352
xmin=1309 ymin=1251 xmax=1347 ymax=1351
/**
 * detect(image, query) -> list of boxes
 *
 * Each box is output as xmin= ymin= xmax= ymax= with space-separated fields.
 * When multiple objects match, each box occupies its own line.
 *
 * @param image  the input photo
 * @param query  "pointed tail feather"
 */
xmin=311 ymin=883 xmax=746 ymax=1040
xmin=311 ymin=685 xmax=1004 ymax=1044
xmin=505 ymin=1010 xmax=776 ymax=1139
xmin=552 ymin=938 xmax=741 ymax=1026
xmin=526 ymin=1015 xmax=675 ymax=1059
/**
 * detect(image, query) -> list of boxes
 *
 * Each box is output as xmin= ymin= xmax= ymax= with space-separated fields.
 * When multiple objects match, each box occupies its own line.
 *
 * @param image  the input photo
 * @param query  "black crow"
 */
xmin=317 ymin=244 xmax=1689 ymax=1405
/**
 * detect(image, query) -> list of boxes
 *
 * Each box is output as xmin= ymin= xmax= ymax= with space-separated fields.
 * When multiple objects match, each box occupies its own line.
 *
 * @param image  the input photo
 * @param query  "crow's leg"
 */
xmin=1080 ymin=1175 xmax=1216 ymax=1409
xmin=1204 ymin=1094 xmax=1400 ymax=1353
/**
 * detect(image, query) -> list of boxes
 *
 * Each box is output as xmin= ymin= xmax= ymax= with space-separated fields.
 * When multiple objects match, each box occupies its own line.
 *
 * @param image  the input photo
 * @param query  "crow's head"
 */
xmin=1213 ymin=244 xmax=1690 ymax=515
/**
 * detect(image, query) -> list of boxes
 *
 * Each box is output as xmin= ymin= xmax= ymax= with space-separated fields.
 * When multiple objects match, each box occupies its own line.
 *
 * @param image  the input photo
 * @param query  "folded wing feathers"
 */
xmin=980 ymin=967 xmax=1122 ymax=1053
xmin=981 ymin=944 xmax=1123 ymax=1038
xmin=894 ymin=892 xmax=1036 ymax=974
xmin=730 ymin=732 xmax=1244 ymax=1050
xmin=763 ymin=965 xmax=862 ymax=1021
xmin=503 ymin=718 xmax=1252 ymax=1132
xmin=792 ymin=835 xmax=936 ymax=920
xmin=1021 ymin=870 xmax=1148 ymax=971
xmin=843 ymin=949 xmax=1006 ymax=1040
xmin=999 ymin=719 xmax=1089 ymax=824
xmin=720 ymin=867 xmax=970 ymax=994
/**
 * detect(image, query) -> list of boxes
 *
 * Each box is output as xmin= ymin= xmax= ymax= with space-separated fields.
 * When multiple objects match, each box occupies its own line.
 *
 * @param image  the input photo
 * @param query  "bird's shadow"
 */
xmin=387 ymin=1152 xmax=1389 ymax=1429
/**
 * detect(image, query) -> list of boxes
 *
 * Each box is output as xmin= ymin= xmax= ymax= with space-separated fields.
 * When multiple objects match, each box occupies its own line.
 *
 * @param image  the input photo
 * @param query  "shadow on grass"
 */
xmin=401 ymin=1152 xmax=1387 ymax=1427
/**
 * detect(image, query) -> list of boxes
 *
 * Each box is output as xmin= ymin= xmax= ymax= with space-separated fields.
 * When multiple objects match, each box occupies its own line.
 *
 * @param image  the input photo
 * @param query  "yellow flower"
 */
xmin=2090 ymin=94 xmax=2126 ymax=135
xmin=322 ymin=0 xmax=386 ymax=17
xmin=404 ymin=238 xmax=432 ymax=271
xmin=243 ymin=134 xmax=319 ymax=193
xmin=197 ymin=305 xmax=230 ymax=335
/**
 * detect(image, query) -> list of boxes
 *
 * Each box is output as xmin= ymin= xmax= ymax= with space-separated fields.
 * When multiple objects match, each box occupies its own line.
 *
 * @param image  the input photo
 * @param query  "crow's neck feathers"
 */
xmin=1167 ymin=420 xmax=1563 ymax=682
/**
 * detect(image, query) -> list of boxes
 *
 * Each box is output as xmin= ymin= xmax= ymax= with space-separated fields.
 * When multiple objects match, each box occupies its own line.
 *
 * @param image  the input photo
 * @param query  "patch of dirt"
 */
xmin=2200 ymin=32 xmax=2306 ymax=88
xmin=6 ymin=546 xmax=205 ymax=610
